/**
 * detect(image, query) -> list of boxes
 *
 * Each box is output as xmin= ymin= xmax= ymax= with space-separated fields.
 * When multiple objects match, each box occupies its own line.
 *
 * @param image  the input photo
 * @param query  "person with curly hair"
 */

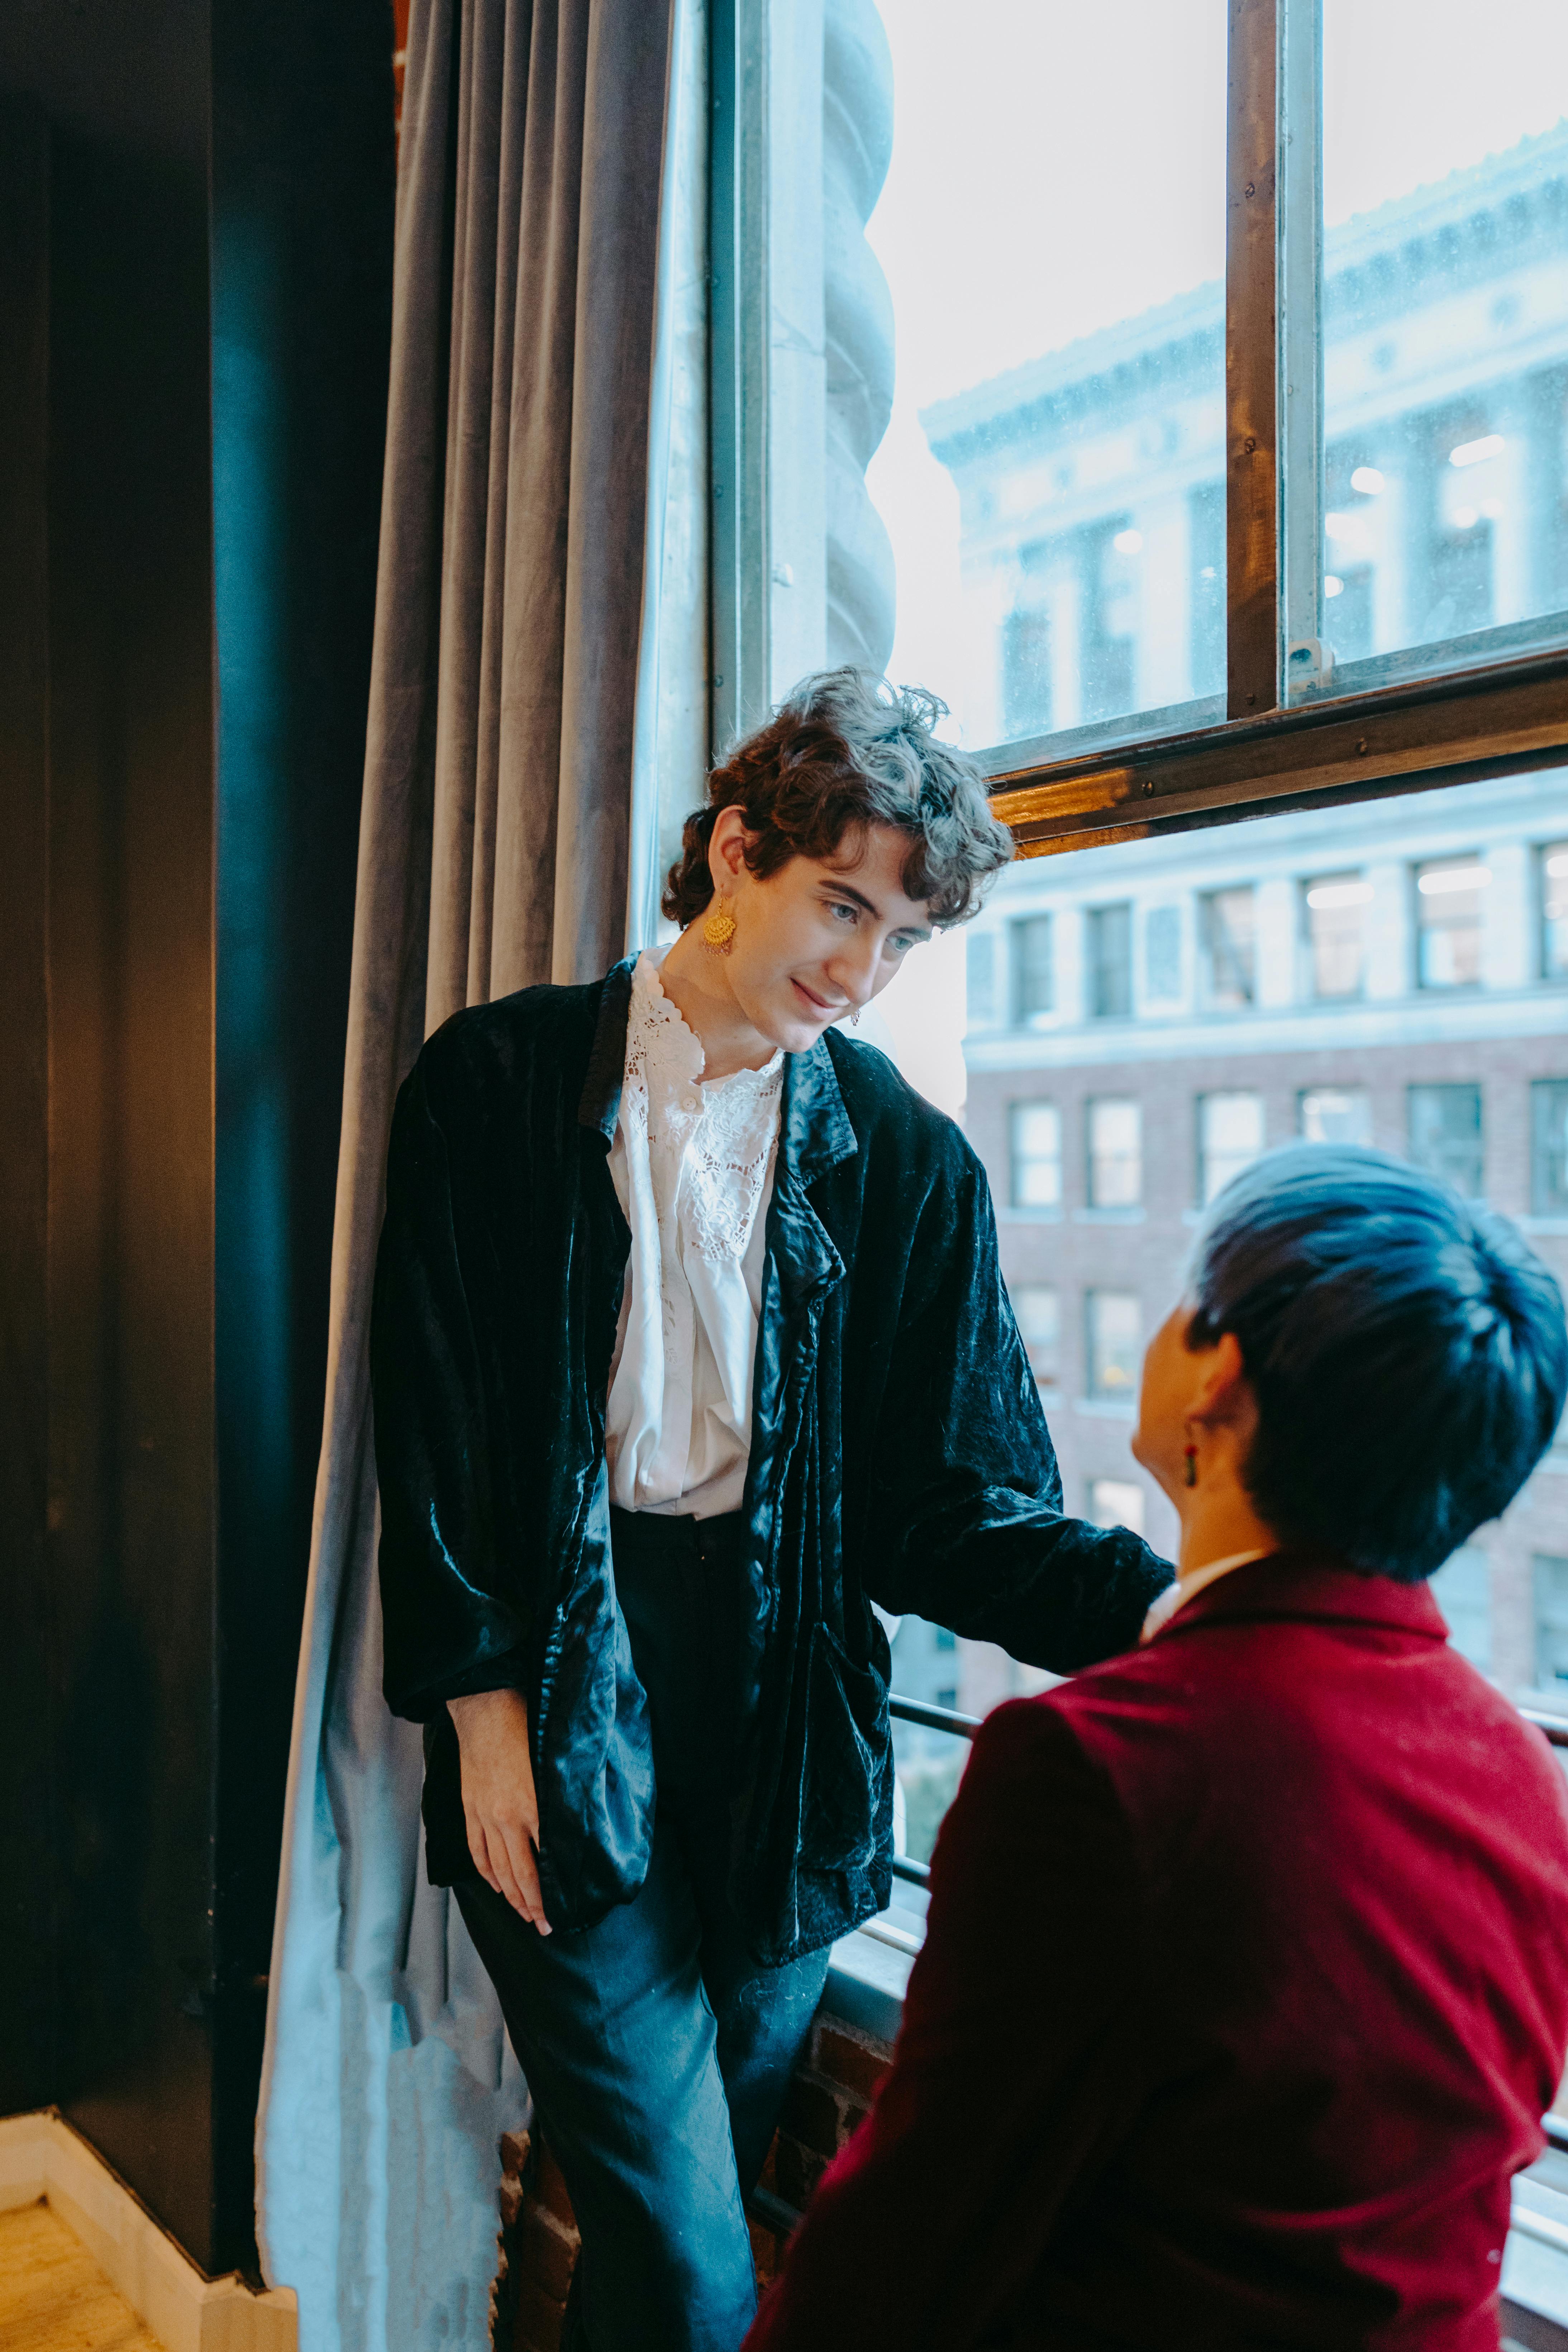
xmin=369 ymin=669 xmax=1174 ymax=2350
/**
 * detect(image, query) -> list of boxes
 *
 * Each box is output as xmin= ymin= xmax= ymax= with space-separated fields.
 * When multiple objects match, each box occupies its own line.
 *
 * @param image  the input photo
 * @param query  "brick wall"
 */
xmin=499 ymin=2010 xmax=895 ymax=2351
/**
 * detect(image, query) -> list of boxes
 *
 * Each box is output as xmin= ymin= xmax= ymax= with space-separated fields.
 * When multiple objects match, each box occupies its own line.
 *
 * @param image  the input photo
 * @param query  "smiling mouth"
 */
xmin=792 ymin=977 xmax=850 ymax=1017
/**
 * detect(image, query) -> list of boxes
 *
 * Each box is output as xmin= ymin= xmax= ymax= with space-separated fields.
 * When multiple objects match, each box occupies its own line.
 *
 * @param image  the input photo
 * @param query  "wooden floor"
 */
xmin=0 ymin=2202 xmax=166 ymax=2352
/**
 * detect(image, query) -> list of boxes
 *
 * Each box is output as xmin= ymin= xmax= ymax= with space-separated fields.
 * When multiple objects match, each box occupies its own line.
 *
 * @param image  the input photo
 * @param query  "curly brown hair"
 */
xmin=661 ymin=669 xmax=1014 ymax=929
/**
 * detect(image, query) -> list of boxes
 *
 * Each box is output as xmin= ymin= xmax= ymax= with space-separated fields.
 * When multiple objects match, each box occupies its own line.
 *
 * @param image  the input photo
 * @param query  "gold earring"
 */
xmin=1183 ymin=1441 xmax=1199 ymax=1488
xmin=702 ymin=896 xmax=737 ymax=956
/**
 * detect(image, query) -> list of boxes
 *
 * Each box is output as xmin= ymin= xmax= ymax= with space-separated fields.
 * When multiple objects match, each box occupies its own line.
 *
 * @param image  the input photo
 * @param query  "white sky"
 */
xmin=863 ymin=0 xmax=1568 ymax=719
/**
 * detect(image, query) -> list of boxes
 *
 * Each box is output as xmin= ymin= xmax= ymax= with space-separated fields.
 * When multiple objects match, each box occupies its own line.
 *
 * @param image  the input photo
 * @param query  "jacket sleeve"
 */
xmin=860 ymin=1144 xmax=1172 ymax=1668
xmin=370 ymin=1038 xmax=530 ymax=1722
xmin=742 ymin=1701 xmax=1148 ymax=2352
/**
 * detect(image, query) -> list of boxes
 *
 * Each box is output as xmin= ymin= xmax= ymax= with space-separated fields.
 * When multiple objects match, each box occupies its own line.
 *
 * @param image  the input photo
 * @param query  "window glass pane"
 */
xmin=1409 ymin=1081 xmax=1484 ymax=1198
xmin=1431 ymin=1545 xmax=1492 ymax=1674
xmin=1198 ymin=1090 xmax=1265 ymax=1204
xmin=1416 ymin=856 xmax=1490 ymax=987
xmin=1201 ymin=887 xmax=1256 ymax=1009
xmin=1011 ymin=1283 xmax=1062 ymax=1384
xmin=759 ymin=0 xmax=1227 ymax=755
xmin=1088 ymin=1477 xmax=1146 ymax=1537
xmin=1087 ymin=903 xmax=1133 ymax=1019
xmin=1535 ymin=1554 xmax=1568 ymax=1691
xmin=1009 ymin=1099 xmax=1061 ymax=1208
xmin=1087 ymin=1096 xmax=1143 ymax=1208
xmin=1086 ymin=1290 xmax=1142 ymax=1399
xmin=1299 ymin=1085 xmax=1372 ymax=1146
xmin=966 ymin=928 xmax=999 ymax=1028
xmin=1302 ymin=872 xmax=1370 ymax=998
xmin=1543 ymin=841 xmax=1568 ymax=980
xmin=915 ymin=769 xmax=1567 ymax=1856
xmin=1534 ymin=1080 xmax=1568 ymax=1215
xmin=1011 ymin=914 xmax=1054 ymax=1021
xmin=1315 ymin=1 xmax=1568 ymax=690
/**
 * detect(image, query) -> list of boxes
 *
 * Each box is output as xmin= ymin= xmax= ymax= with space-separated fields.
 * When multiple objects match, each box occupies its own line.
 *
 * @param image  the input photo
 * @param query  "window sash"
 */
xmin=709 ymin=0 xmax=1568 ymax=856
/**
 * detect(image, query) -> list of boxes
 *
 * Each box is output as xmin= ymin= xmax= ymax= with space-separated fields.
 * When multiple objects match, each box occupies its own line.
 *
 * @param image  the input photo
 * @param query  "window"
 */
xmin=1408 ymin=1082 xmax=1484 ymax=1199
xmin=1009 ymin=1102 xmax=1062 ymax=1210
xmin=1010 ymin=914 xmax=1054 ymax=1023
xmin=1533 ymin=1080 xmax=1568 ymax=1217
xmin=1086 ymin=903 xmax=1133 ymax=1020
xmin=1086 ymin=1290 xmax=1141 ymax=1401
xmin=1086 ymin=1096 xmax=1142 ymax=1208
xmin=1535 ymin=1555 xmax=1568 ymax=1691
xmin=1543 ymin=842 xmax=1568 ymax=981
xmin=1198 ymin=1090 xmax=1265 ymax=1205
xmin=1144 ymin=904 xmax=1182 ymax=1000
xmin=1200 ymin=887 xmax=1256 ymax=1009
xmin=1011 ymin=1284 xmax=1062 ymax=1385
xmin=933 ymin=1626 xmax=956 ymax=1655
xmin=1088 ymin=1478 xmax=1146 ymax=1537
xmin=1298 ymin=1085 xmax=1371 ymax=1146
xmin=1302 ymin=872 xmax=1370 ymax=999
xmin=715 ymin=0 xmax=1568 ymax=856
xmin=966 ymin=930 xmax=999 ymax=1029
xmin=1415 ymin=857 xmax=1489 ymax=988
xmin=1430 ymin=1546 xmax=1492 ymax=1675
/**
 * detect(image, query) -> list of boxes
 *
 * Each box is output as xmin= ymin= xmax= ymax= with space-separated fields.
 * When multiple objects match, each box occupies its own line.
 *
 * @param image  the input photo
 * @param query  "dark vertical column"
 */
xmin=48 ymin=122 xmax=221 ymax=2263
xmin=0 ymin=97 xmax=57 ymax=2118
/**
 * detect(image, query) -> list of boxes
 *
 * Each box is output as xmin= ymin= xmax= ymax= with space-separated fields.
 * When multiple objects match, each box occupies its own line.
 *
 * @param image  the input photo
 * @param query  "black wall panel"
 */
xmin=0 ymin=0 xmax=392 ymax=2281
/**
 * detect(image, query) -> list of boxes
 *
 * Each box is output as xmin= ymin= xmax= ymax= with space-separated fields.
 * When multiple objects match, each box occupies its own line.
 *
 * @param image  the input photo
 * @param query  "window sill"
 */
xmin=998 ymin=1205 xmax=1064 ymax=1224
xmin=1074 ymin=1395 xmax=1137 ymax=1419
xmin=1073 ymin=1206 xmax=1146 ymax=1225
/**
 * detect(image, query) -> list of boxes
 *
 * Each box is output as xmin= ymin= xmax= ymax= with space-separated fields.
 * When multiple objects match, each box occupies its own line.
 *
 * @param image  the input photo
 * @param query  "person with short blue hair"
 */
xmin=747 ymin=1143 xmax=1568 ymax=2352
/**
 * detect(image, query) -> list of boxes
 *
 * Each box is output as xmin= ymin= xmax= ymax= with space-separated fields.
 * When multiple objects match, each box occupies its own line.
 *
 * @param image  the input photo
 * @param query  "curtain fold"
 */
xmin=256 ymin=4 xmax=698 ymax=2340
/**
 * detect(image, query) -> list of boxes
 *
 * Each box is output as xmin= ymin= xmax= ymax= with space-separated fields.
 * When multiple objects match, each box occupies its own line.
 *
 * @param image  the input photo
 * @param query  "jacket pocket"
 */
xmin=796 ymin=1620 xmax=891 ymax=1872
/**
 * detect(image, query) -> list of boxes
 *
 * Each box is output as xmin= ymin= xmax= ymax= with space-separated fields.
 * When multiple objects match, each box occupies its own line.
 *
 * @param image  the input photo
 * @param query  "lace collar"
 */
xmin=621 ymin=950 xmax=783 ymax=1262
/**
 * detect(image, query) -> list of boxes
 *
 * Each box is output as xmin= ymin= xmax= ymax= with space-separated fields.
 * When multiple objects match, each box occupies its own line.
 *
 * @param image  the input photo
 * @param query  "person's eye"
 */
xmin=826 ymin=900 xmax=859 ymax=925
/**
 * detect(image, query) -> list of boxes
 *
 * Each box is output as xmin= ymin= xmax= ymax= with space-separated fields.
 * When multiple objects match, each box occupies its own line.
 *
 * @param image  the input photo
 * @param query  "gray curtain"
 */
xmin=255 ymin=2 xmax=700 ymax=2342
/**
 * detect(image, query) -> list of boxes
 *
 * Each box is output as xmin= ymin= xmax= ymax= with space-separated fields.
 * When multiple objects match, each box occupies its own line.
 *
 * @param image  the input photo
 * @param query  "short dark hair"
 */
xmin=661 ymin=668 xmax=1014 ymax=929
xmin=1189 ymin=1143 xmax=1567 ymax=1581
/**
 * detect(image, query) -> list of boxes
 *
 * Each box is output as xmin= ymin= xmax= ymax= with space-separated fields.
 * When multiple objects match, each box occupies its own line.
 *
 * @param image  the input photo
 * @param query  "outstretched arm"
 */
xmin=745 ymin=1701 xmax=1146 ymax=2351
xmin=862 ymin=1148 xmax=1171 ymax=1668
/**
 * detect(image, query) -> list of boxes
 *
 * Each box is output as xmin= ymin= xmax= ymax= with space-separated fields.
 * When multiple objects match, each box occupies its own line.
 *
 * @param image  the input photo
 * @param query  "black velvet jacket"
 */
xmin=370 ymin=958 xmax=1172 ymax=1963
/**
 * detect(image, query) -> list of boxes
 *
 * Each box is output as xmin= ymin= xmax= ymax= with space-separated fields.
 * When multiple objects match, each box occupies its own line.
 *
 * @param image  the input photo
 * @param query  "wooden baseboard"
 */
xmin=0 ymin=2111 xmax=297 ymax=2352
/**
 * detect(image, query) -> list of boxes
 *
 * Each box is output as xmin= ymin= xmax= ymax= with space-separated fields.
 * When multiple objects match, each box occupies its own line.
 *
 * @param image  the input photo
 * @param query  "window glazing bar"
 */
xmin=1226 ymin=0 xmax=1281 ymax=720
xmin=1278 ymin=0 xmax=1326 ymax=700
xmin=708 ymin=0 xmax=771 ymax=757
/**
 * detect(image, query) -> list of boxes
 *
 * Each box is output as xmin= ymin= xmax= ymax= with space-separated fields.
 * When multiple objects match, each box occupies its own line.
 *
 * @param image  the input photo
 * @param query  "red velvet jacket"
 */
xmin=746 ymin=1556 xmax=1568 ymax=2351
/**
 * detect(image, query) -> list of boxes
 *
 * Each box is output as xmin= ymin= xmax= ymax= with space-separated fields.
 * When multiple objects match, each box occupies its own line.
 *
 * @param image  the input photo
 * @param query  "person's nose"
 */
xmin=824 ymin=931 xmax=881 ymax=1008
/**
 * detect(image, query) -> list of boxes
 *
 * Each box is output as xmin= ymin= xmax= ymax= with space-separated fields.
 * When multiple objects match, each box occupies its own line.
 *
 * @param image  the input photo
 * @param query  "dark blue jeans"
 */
xmin=453 ymin=1508 xmax=831 ymax=2352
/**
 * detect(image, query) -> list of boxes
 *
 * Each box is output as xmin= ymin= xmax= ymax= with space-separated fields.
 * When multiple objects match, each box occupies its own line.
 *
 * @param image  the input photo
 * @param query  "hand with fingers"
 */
xmin=447 ymin=1687 xmax=552 ymax=1934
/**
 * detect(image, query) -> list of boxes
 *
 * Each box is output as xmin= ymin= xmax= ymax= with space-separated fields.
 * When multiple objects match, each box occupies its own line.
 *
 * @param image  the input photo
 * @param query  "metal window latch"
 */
xmin=1286 ymin=637 xmax=1335 ymax=696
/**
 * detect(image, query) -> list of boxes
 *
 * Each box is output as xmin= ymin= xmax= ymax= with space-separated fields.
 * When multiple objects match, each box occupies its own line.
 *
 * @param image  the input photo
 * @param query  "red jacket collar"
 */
xmin=1159 ymin=1552 xmax=1449 ymax=1642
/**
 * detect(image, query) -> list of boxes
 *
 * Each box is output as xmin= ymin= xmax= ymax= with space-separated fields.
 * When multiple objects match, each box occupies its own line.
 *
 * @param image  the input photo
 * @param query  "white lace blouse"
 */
xmin=604 ymin=947 xmax=784 ymax=1516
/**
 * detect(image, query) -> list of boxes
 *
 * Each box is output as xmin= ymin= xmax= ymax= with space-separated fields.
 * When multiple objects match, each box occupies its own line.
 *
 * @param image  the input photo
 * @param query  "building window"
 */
xmin=1086 ymin=1290 xmax=1141 ymax=1402
xmin=1088 ymin=1477 xmax=1146 ymax=1537
xmin=1002 ymin=604 xmax=1052 ymax=742
xmin=966 ymin=930 xmax=999 ymax=1029
xmin=1086 ymin=903 xmax=1133 ymax=1019
xmin=1298 ymin=1086 xmax=1372 ymax=1146
xmin=1302 ymin=872 xmax=1371 ymax=999
xmin=1010 ymin=914 xmax=1054 ymax=1023
xmin=1542 ymin=842 xmax=1568 ymax=981
xmin=1086 ymin=1096 xmax=1142 ymax=1208
xmin=1200 ymin=887 xmax=1257 ymax=1008
xmin=1011 ymin=1284 xmax=1062 ymax=1385
xmin=1009 ymin=1101 xmax=1062 ymax=1210
xmin=1415 ymin=856 xmax=1490 ymax=988
xmin=1408 ymin=1081 xmax=1484 ymax=1199
xmin=1198 ymin=1090 xmax=1265 ymax=1206
xmin=1144 ymin=904 xmax=1182 ymax=1000
xmin=1430 ymin=1546 xmax=1492 ymax=1675
xmin=1532 ymin=1080 xmax=1568 ymax=1217
xmin=933 ymin=1626 xmax=957 ymax=1654
xmin=1534 ymin=1554 xmax=1568 ymax=1690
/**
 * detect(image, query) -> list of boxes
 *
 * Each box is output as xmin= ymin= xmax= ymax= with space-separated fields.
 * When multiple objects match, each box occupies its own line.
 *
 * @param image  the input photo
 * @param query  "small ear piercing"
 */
xmin=702 ymin=896 xmax=737 ymax=956
xmin=1183 ymin=1443 xmax=1199 ymax=1489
